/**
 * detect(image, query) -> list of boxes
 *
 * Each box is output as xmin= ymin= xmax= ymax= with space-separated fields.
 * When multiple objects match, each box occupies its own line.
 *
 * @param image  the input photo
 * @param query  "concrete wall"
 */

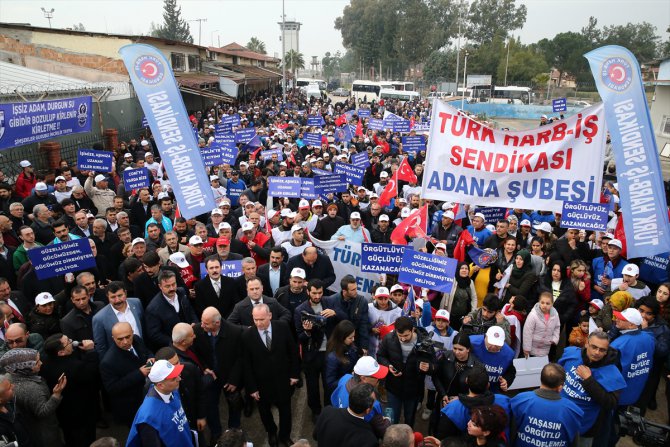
xmin=446 ymin=100 xmax=585 ymax=120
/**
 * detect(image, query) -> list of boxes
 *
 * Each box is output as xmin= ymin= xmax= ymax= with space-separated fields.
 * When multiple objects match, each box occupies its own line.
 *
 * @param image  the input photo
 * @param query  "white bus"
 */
xmin=351 ymin=80 xmax=394 ymax=103
xmin=296 ymin=78 xmax=327 ymax=91
xmin=391 ymin=81 xmax=415 ymax=91
xmin=470 ymin=85 xmax=532 ymax=105
xmin=379 ymin=89 xmax=420 ymax=102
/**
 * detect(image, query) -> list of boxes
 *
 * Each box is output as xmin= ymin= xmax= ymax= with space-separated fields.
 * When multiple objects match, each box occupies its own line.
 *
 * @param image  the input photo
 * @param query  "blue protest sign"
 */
xmin=123 ymin=167 xmax=151 ymax=190
xmin=368 ymin=118 xmax=384 ymax=131
xmin=392 ymin=119 xmax=411 ymax=133
xmin=221 ymin=260 xmax=243 ymax=278
xmin=77 ymin=149 xmax=114 ymax=172
xmin=28 ymin=238 xmax=97 ymax=280
xmin=300 ymin=178 xmax=317 ymax=199
xmin=312 ymin=168 xmax=331 ymax=176
xmin=552 ymin=98 xmax=567 ymax=112
xmin=307 ymin=115 xmax=324 ymax=127
xmin=142 ymin=116 xmax=149 ymax=127
xmin=560 ymin=201 xmax=609 ymax=231
xmin=235 ymin=128 xmax=256 ymax=144
xmin=119 ymin=44 xmax=216 ymax=219
xmin=200 ymin=145 xmax=227 ymax=167
xmin=402 ymin=136 xmax=426 ymax=152
xmin=358 ymin=108 xmax=371 ymax=118
xmin=478 ymin=207 xmax=507 ymax=223
xmin=639 ymin=252 xmax=670 ymax=285
xmin=0 ymin=96 xmax=93 ymax=150
xmin=211 ymin=133 xmax=238 ymax=165
xmin=398 ymin=250 xmax=457 ymax=293
xmin=334 ymin=162 xmax=366 ymax=186
xmin=216 ymin=122 xmax=232 ymax=134
xmin=315 ymin=173 xmax=348 ymax=195
xmin=214 ymin=132 xmax=236 ymax=148
xmin=260 ymin=148 xmax=284 ymax=160
xmin=361 ymin=243 xmax=407 ymax=273
xmin=303 ymin=132 xmax=323 ymax=146
xmin=222 ymin=114 xmax=241 ymax=126
xmin=268 ymin=176 xmax=302 ymax=198
xmin=334 ymin=125 xmax=353 ymax=143
xmin=351 ymin=151 xmax=371 ymax=168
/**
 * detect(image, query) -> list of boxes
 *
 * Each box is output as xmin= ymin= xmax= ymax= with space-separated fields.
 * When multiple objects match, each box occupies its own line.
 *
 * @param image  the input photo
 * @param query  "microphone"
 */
xmin=71 ymin=340 xmax=80 ymax=348
xmin=413 ymin=432 xmax=424 ymax=446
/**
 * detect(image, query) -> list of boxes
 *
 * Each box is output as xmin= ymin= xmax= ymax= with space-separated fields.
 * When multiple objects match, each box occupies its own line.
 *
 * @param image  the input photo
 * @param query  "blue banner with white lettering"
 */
xmin=639 ymin=252 xmax=670 ymax=285
xmin=334 ymin=162 xmax=365 ymax=186
xmin=303 ymin=132 xmax=323 ymax=146
xmin=199 ymin=260 xmax=242 ymax=279
xmin=260 ymin=148 xmax=283 ymax=160
xmin=268 ymin=176 xmax=302 ymax=198
xmin=77 ymin=149 xmax=114 ymax=172
xmin=300 ymin=178 xmax=317 ymax=199
xmin=222 ymin=114 xmax=241 ymax=127
xmin=392 ymin=119 xmax=411 ymax=133
xmin=307 ymin=115 xmax=325 ymax=127
xmin=213 ymin=132 xmax=236 ymax=149
xmin=368 ymin=118 xmax=384 ymax=131
xmin=312 ymin=168 xmax=331 ymax=176
xmin=142 ymin=116 xmax=149 ymax=128
xmin=560 ymin=201 xmax=609 ymax=231
xmin=334 ymin=125 xmax=353 ymax=143
xmin=0 ymin=96 xmax=92 ymax=151
xmin=398 ymin=250 xmax=457 ymax=293
xmin=552 ymin=98 xmax=567 ymax=112
xmin=28 ymin=238 xmax=97 ymax=280
xmin=200 ymin=145 xmax=227 ymax=167
xmin=315 ymin=173 xmax=348 ymax=195
xmin=358 ymin=108 xmax=371 ymax=118
xmin=351 ymin=151 xmax=371 ymax=168
xmin=119 ymin=44 xmax=216 ymax=219
xmin=361 ymin=243 xmax=407 ymax=273
xmin=585 ymin=45 xmax=670 ymax=258
xmin=123 ymin=167 xmax=151 ymax=190
xmin=402 ymin=136 xmax=426 ymax=152
xmin=478 ymin=207 xmax=506 ymax=223
xmin=235 ymin=128 xmax=256 ymax=144
xmin=215 ymin=122 xmax=232 ymax=134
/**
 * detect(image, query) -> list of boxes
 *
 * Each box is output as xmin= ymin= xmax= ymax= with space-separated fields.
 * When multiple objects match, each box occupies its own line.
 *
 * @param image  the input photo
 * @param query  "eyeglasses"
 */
xmin=587 ymin=343 xmax=608 ymax=353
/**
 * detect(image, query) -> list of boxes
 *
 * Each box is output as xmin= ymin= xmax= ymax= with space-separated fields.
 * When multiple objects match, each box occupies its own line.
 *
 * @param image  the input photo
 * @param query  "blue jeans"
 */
xmin=387 ymin=391 xmax=418 ymax=428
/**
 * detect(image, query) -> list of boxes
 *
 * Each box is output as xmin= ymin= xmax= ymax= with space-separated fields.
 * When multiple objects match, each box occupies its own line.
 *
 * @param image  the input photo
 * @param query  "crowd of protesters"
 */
xmin=0 ymin=87 xmax=667 ymax=447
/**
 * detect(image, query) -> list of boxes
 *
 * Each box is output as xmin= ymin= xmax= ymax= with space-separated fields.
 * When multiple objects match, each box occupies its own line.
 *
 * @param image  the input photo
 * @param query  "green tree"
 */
xmin=466 ymin=0 xmax=527 ymax=45
xmin=465 ymin=35 xmax=506 ymax=82
xmin=322 ymin=51 xmax=343 ymax=80
xmin=538 ymin=32 xmax=591 ymax=86
xmin=72 ymin=23 xmax=86 ymax=31
xmin=423 ymin=50 xmax=453 ymax=81
xmin=600 ymin=22 xmax=660 ymax=61
xmin=285 ymin=50 xmax=305 ymax=88
xmin=660 ymin=26 xmax=670 ymax=58
xmin=246 ymin=37 xmax=266 ymax=54
xmin=151 ymin=0 xmax=193 ymax=44
xmin=495 ymin=40 xmax=548 ymax=84
xmin=581 ymin=16 xmax=601 ymax=46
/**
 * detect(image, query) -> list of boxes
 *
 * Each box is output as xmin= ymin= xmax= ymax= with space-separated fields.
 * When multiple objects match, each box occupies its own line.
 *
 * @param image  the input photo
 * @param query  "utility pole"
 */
xmin=187 ymin=18 xmax=207 ymax=46
xmin=281 ymin=0 xmax=286 ymax=102
xmin=504 ymin=35 xmax=512 ymax=86
xmin=210 ymin=30 xmax=220 ymax=47
xmin=41 ymin=7 xmax=54 ymax=28
xmin=454 ymin=0 xmax=464 ymax=94
xmin=461 ymin=51 xmax=469 ymax=110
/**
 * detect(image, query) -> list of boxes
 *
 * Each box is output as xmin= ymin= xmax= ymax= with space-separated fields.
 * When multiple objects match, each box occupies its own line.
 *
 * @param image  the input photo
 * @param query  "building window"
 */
xmin=171 ymin=53 xmax=186 ymax=72
xmin=187 ymin=54 xmax=201 ymax=72
xmin=663 ymin=116 xmax=670 ymax=137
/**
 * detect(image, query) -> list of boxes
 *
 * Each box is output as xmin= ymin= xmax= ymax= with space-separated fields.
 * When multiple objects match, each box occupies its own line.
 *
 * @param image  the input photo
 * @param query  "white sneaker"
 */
xmin=421 ymin=408 xmax=432 ymax=421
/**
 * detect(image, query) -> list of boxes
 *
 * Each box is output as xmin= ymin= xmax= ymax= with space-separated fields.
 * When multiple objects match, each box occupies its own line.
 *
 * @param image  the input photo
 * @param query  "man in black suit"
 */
xmin=70 ymin=210 xmax=93 ymax=238
xmin=0 ymin=277 xmax=30 ymax=323
xmin=286 ymin=246 xmax=336 ymax=292
xmin=133 ymin=251 xmax=187 ymax=308
xmin=60 ymin=284 xmax=104 ymax=342
xmin=129 ymin=188 xmax=154 ymax=227
xmin=194 ymin=255 xmax=239 ymax=318
xmin=99 ymin=322 xmax=153 ymax=425
xmin=257 ymin=247 xmax=290 ymax=297
xmin=145 ymin=270 xmax=198 ymax=349
xmin=227 ymin=276 xmax=292 ymax=327
xmin=234 ymin=257 xmax=257 ymax=299
xmin=192 ymin=307 xmax=244 ymax=439
xmin=242 ymin=304 xmax=300 ymax=447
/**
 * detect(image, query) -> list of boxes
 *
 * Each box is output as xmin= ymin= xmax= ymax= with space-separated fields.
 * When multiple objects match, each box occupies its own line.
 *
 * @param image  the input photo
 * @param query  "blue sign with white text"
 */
xmin=392 ymin=119 xmax=411 ymax=133
xmin=222 ymin=114 xmax=241 ymax=126
xmin=235 ymin=128 xmax=256 ymax=144
xmin=260 ymin=148 xmax=284 ymax=160
xmin=358 ymin=108 xmax=371 ymax=118
xmin=303 ymin=132 xmax=323 ymax=146
xmin=77 ymin=149 xmax=114 ymax=172
xmin=0 ymin=96 xmax=93 ymax=151
xmin=368 ymin=118 xmax=384 ymax=131
xmin=361 ymin=243 xmax=407 ymax=274
xmin=307 ymin=116 xmax=325 ymax=127
xmin=402 ymin=136 xmax=426 ymax=151
xmin=398 ymin=250 xmax=457 ymax=293
xmin=268 ymin=176 xmax=302 ymax=198
xmin=478 ymin=207 xmax=507 ymax=223
xmin=351 ymin=151 xmax=371 ymax=168
xmin=28 ymin=238 xmax=97 ymax=280
xmin=300 ymin=178 xmax=317 ymax=199
xmin=123 ymin=167 xmax=151 ymax=190
xmin=560 ymin=201 xmax=609 ymax=231
xmin=312 ymin=168 xmax=331 ymax=176
xmin=315 ymin=173 xmax=348 ymax=195
xmin=552 ymin=98 xmax=567 ymax=112
xmin=334 ymin=162 xmax=366 ymax=186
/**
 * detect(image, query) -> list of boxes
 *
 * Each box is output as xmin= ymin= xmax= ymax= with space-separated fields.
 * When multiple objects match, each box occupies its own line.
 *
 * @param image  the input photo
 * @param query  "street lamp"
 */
xmin=41 ymin=7 xmax=54 ymax=28
xmin=504 ymin=36 xmax=512 ymax=86
xmin=461 ymin=50 xmax=469 ymax=110
xmin=281 ymin=0 xmax=286 ymax=102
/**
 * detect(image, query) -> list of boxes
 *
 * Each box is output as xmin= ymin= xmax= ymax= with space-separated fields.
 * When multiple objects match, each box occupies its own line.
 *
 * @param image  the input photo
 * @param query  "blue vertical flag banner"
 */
xmin=0 ymin=96 xmax=92 ymax=150
xmin=77 ymin=149 xmax=114 ymax=172
xmin=268 ymin=176 xmax=302 ymax=198
xmin=585 ymin=45 xmax=670 ymax=258
xmin=119 ymin=44 xmax=216 ymax=219
xmin=28 ymin=238 xmax=97 ymax=280
xmin=398 ymin=250 xmax=457 ymax=293
xmin=334 ymin=162 xmax=366 ymax=186
xmin=303 ymin=132 xmax=323 ymax=146
xmin=402 ymin=286 xmax=416 ymax=317
xmin=552 ymin=98 xmax=567 ymax=112
xmin=123 ymin=167 xmax=151 ymax=190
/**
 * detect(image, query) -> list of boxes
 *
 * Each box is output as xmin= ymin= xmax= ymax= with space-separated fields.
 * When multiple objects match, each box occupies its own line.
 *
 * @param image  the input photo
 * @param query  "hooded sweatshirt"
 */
xmin=522 ymin=303 xmax=561 ymax=356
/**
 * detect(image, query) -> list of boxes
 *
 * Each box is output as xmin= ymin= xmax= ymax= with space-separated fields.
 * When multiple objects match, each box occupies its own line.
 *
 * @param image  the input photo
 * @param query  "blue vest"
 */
xmin=226 ymin=180 xmax=246 ymax=206
xmin=611 ymin=330 xmax=655 ymax=405
xmin=331 ymin=374 xmax=383 ymax=422
xmin=126 ymin=388 xmax=194 ymax=447
xmin=591 ymin=257 xmax=628 ymax=300
xmin=470 ymin=335 xmax=515 ymax=392
xmin=441 ymin=393 xmax=510 ymax=437
xmin=558 ymin=347 xmax=626 ymax=434
xmin=466 ymin=226 xmax=492 ymax=246
xmin=510 ymin=390 xmax=583 ymax=447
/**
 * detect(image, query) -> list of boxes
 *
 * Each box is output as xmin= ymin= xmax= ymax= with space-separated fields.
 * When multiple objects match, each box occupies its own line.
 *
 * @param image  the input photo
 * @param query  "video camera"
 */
xmin=300 ymin=311 xmax=327 ymax=329
xmin=414 ymin=337 xmax=444 ymax=364
xmin=617 ymin=407 xmax=670 ymax=447
xmin=460 ymin=322 xmax=489 ymax=337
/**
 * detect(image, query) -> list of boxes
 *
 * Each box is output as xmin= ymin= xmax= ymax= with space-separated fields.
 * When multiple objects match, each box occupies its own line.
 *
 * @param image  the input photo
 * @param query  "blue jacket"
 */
xmin=609 ymin=329 xmax=655 ymax=405
xmin=469 ymin=334 xmax=515 ymax=392
xmin=127 ymin=387 xmax=194 ymax=447
xmin=591 ymin=256 xmax=628 ymax=300
xmin=331 ymin=374 xmax=383 ymax=423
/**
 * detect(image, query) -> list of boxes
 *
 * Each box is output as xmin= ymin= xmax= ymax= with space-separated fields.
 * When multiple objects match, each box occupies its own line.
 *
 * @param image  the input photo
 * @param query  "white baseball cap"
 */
xmin=441 ymin=202 xmax=454 ymax=211
xmin=267 ymin=209 xmax=278 ymax=219
xmin=210 ymin=175 xmax=219 ymax=181
xmin=241 ymin=222 xmax=255 ymax=232
xmin=353 ymin=356 xmax=388 ymax=379
xmin=55 ymin=176 xmax=66 ymax=182
xmin=390 ymin=284 xmax=404 ymax=293
xmin=299 ymin=199 xmax=310 ymax=209
xmin=608 ymin=239 xmax=623 ymax=249
xmin=380 ymin=171 xmax=389 ymax=178
xmin=35 ymin=292 xmax=55 ymax=306
xmin=148 ymin=359 xmax=184 ymax=383
xmin=622 ymin=264 xmax=639 ymax=276
xmin=211 ymin=208 xmax=223 ymax=216
xmin=435 ymin=309 xmax=450 ymax=321
xmin=144 ymin=151 xmax=153 ymax=158
xmin=131 ymin=237 xmax=146 ymax=247
xmin=189 ymin=235 xmax=204 ymax=245
xmin=435 ymin=242 xmax=447 ymax=251
xmin=169 ymin=252 xmax=190 ymax=268
xmin=379 ymin=214 xmax=389 ymax=222
xmin=124 ymin=152 xmax=133 ymax=158
xmin=141 ymin=140 xmax=149 ymax=146
xmin=533 ymin=222 xmax=553 ymax=233
xmin=218 ymin=222 xmax=232 ymax=231
xmin=443 ymin=211 xmax=455 ymax=220
xmin=589 ymin=299 xmax=604 ymax=310
xmin=350 ymin=212 xmax=361 ymax=220
xmin=613 ymin=308 xmax=643 ymax=326
xmin=19 ymin=160 xmax=31 ymax=168
xmin=473 ymin=212 xmax=486 ymax=220
xmin=94 ymin=174 xmax=107 ymax=183
xmin=312 ymin=199 xmax=323 ymax=207
xmin=290 ymin=267 xmax=306 ymax=279
xmin=520 ymin=219 xmax=531 ymax=227
xmin=486 ymin=326 xmax=505 ymax=347
xmin=374 ymin=287 xmax=390 ymax=297
xmin=35 ymin=182 xmax=48 ymax=191
xmin=415 ymin=299 xmax=424 ymax=309
xmin=291 ymin=224 xmax=303 ymax=233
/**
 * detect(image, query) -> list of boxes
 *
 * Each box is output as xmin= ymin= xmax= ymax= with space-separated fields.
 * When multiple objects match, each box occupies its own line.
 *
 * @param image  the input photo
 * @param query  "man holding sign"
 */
xmin=84 ymin=173 xmax=115 ymax=218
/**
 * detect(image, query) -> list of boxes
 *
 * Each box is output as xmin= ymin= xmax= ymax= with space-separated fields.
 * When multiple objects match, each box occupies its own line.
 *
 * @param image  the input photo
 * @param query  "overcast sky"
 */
xmin=1 ymin=0 xmax=668 ymax=61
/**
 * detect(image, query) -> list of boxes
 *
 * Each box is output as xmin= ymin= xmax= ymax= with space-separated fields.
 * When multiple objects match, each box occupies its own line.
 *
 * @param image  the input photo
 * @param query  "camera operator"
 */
xmin=377 ymin=316 xmax=435 ymax=427
xmin=294 ymin=279 xmax=345 ymax=421
xmin=461 ymin=294 xmax=511 ymax=346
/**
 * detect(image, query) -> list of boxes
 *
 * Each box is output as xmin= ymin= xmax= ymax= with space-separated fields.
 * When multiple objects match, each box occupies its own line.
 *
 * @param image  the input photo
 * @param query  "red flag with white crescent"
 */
xmin=390 ymin=204 xmax=428 ymax=245
xmin=355 ymin=119 xmax=364 ymax=137
xmin=397 ymin=157 xmax=417 ymax=183
xmin=378 ymin=177 xmax=397 ymax=207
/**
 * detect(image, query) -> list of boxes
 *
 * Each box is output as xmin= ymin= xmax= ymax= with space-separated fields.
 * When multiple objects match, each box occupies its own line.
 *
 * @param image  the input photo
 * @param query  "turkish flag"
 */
xmin=453 ymin=229 xmax=475 ymax=262
xmin=397 ymin=157 xmax=417 ymax=183
xmin=355 ymin=119 xmax=364 ymax=136
xmin=378 ymin=177 xmax=397 ymax=207
xmin=391 ymin=205 xmax=428 ymax=245
xmin=335 ymin=114 xmax=347 ymax=127
xmin=410 ymin=116 xmax=415 ymax=129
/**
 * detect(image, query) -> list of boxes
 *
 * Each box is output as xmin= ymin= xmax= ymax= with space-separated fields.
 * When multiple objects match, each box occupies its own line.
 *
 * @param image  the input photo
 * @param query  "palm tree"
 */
xmin=246 ymin=37 xmax=266 ymax=54
xmin=284 ymin=50 xmax=305 ymax=90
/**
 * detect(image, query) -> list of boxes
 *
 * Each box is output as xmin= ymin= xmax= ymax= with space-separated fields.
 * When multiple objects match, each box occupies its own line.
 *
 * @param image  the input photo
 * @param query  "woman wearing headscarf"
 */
xmin=501 ymin=249 xmax=537 ymax=308
xmin=540 ymin=260 xmax=577 ymax=329
xmin=0 ymin=348 xmax=66 ymax=447
xmin=440 ymin=262 xmax=478 ymax=331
